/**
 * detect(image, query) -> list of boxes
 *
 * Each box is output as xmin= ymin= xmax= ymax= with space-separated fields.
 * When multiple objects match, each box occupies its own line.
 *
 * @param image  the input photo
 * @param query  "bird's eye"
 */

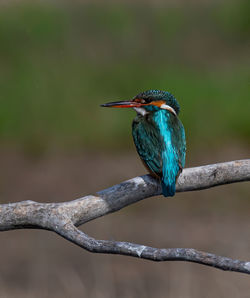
xmin=134 ymin=97 xmax=149 ymax=104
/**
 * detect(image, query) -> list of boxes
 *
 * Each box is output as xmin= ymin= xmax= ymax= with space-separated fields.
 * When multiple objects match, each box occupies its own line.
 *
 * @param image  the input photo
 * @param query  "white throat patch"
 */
xmin=133 ymin=107 xmax=148 ymax=116
xmin=160 ymin=104 xmax=177 ymax=116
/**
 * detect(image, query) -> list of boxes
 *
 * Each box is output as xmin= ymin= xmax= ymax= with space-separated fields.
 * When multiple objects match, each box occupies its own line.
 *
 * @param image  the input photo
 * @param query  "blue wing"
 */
xmin=132 ymin=115 xmax=163 ymax=177
xmin=132 ymin=111 xmax=186 ymax=197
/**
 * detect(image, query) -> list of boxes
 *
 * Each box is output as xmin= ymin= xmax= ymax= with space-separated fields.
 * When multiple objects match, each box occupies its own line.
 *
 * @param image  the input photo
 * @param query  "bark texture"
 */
xmin=1 ymin=159 xmax=250 ymax=274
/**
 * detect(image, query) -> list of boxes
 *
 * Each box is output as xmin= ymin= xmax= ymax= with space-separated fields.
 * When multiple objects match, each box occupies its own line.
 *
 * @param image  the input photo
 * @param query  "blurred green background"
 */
xmin=0 ymin=0 xmax=249 ymax=153
xmin=0 ymin=1 xmax=250 ymax=298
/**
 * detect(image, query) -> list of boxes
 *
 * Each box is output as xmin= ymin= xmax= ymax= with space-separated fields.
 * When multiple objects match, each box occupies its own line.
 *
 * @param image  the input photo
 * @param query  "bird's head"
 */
xmin=101 ymin=90 xmax=180 ymax=116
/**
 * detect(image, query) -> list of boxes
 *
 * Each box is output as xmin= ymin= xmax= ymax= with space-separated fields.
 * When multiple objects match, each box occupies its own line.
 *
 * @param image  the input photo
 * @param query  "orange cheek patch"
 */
xmin=149 ymin=100 xmax=165 ymax=107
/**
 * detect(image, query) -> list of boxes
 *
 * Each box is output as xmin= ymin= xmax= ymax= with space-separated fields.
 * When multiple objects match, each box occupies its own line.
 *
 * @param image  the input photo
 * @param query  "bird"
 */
xmin=101 ymin=89 xmax=186 ymax=197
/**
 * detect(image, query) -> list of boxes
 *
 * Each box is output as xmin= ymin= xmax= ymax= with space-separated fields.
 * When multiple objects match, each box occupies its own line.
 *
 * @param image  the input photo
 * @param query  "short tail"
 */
xmin=161 ymin=180 xmax=176 ymax=197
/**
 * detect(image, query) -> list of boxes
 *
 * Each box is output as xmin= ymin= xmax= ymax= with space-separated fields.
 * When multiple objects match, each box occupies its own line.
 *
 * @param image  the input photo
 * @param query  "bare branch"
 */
xmin=0 ymin=159 xmax=250 ymax=274
xmin=58 ymin=223 xmax=250 ymax=274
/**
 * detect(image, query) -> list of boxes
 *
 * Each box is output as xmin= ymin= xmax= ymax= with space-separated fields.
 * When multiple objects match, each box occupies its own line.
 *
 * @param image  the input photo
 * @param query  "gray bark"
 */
xmin=0 ymin=159 xmax=250 ymax=274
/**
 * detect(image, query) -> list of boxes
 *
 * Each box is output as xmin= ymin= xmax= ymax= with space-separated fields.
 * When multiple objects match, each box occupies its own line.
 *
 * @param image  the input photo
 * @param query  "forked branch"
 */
xmin=0 ymin=160 xmax=250 ymax=274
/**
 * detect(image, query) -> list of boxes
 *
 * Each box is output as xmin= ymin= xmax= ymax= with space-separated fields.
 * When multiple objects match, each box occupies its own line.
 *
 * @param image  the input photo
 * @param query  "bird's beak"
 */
xmin=100 ymin=101 xmax=142 ymax=108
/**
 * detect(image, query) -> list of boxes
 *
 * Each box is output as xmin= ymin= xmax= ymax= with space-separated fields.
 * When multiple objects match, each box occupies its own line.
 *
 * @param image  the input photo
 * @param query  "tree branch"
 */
xmin=1 ymin=159 xmax=250 ymax=274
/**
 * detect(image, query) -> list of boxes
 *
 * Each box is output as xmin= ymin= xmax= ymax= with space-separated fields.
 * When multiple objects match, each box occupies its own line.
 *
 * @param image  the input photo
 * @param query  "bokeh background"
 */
xmin=0 ymin=0 xmax=250 ymax=297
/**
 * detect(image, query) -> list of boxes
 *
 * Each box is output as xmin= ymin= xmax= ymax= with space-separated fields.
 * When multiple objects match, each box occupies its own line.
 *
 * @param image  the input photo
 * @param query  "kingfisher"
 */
xmin=101 ymin=90 xmax=186 ymax=197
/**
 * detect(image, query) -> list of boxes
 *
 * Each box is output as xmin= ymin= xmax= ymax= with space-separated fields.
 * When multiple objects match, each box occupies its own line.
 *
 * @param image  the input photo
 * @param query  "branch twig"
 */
xmin=0 ymin=159 xmax=250 ymax=274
